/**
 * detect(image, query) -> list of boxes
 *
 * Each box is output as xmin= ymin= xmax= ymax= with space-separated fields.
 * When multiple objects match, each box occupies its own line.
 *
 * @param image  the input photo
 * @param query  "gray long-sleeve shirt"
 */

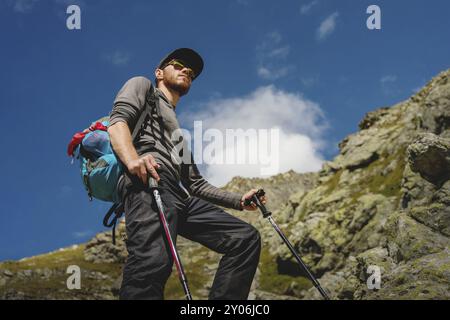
xmin=109 ymin=76 xmax=243 ymax=211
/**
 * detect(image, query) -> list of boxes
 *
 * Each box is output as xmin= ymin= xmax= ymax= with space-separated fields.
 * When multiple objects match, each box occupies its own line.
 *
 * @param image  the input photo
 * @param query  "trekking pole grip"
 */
xmin=244 ymin=189 xmax=272 ymax=218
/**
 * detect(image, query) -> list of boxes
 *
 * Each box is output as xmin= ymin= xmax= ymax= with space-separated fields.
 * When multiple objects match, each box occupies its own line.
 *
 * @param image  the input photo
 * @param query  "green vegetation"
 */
xmin=322 ymin=146 xmax=406 ymax=207
xmin=0 ymin=245 xmax=122 ymax=299
xmin=365 ymin=146 xmax=407 ymax=199
xmin=258 ymin=247 xmax=312 ymax=296
xmin=165 ymin=246 xmax=215 ymax=300
xmin=323 ymin=170 xmax=343 ymax=196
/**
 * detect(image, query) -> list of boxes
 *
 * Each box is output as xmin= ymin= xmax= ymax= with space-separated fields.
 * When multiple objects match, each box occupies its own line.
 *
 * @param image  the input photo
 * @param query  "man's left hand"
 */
xmin=240 ymin=189 xmax=267 ymax=211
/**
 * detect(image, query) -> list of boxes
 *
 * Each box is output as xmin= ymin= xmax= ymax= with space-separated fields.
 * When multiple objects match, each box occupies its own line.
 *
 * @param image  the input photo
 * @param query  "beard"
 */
xmin=165 ymin=74 xmax=191 ymax=97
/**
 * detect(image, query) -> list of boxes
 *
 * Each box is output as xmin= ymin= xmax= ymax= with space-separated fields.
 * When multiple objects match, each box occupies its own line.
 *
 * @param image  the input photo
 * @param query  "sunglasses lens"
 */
xmin=165 ymin=60 xmax=195 ymax=79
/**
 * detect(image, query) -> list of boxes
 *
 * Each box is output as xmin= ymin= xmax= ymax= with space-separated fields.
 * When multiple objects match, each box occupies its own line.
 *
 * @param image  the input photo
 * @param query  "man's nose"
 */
xmin=181 ymin=68 xmax=193 ymax=79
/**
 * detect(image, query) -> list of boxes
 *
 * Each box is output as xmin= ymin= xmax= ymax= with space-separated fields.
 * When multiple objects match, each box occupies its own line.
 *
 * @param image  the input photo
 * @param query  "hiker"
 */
xmin=108 ymin=48 xmax=267 ymax=300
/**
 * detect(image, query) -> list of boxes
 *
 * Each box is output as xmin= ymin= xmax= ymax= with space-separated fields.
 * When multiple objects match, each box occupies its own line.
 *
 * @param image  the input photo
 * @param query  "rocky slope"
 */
xmin=1 ymin=69 xmax=449 ymax=300
xmin=267 ymin=69 xmax=450 ymax=300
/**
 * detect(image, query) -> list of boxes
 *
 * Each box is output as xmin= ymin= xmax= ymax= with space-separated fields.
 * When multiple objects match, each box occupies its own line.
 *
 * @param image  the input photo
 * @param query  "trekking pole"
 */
xmin=245 ymin=189 xmax=330 ymax=300
xmin=148 ymin=177 xmax=193 ymax=300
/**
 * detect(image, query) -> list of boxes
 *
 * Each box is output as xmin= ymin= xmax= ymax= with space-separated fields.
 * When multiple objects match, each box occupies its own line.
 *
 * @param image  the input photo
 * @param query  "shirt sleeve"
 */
xmin=181 ymin=152 xmax=244 ymax=211
xmin=109 ymin=76 xmax=152 ymax=131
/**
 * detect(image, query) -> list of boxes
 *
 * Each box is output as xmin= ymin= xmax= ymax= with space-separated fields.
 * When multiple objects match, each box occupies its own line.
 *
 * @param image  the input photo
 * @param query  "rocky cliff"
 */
xmin=1 ymin=69 xmax=449 ymax=300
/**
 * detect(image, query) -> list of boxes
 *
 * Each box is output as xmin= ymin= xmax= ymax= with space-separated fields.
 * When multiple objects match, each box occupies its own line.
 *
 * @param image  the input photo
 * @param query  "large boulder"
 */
xmin=407 ymin=133 xmax=450 ymax=187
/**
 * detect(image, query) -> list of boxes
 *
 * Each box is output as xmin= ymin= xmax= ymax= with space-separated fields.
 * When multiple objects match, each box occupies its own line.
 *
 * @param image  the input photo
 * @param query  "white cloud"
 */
xmin=257 ymin=66 xmax=291 ymax=80
xmin=380 ymin=75 xmax=399 ymax=96
xmin=7 ymin=0 xmax=85 ymax=14
xmin=9 ymin=0 xmax=38 ymax=13
xmin=179 ymin=86 xmax=328 ymax=186
xmin=301 ymin=0 xmax=319 ymax=15
xmin=266 ymin=31 xmax=282 ymax=44
xmin=256 ymin=32 xmax=294 ymax=80
xmin=103 ymin=51 xmax=131 ymax=66
xmin=301 ymin=75 xmax=320 ymax=88
xmin=380 ymin=75 xmax=397 ymax=84
xmin=317 ymin=12 xmax=339 ymax=41
xmin=267 ymin=46 xmax=290 ymax=59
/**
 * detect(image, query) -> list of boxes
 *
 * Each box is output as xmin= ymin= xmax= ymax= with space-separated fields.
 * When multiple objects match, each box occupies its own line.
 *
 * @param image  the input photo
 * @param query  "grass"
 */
xmin=0 ymin=245 xmax=122 ymax=299
xmin=323 ymin=146 xmax=406 ymax=206
xmin=322 ymin=170 xmax=343 ymax=196
xmin=164 ymin=246 xmax=215 ymax=300
xmin=365 ymin=146 xmax=407 ymax=199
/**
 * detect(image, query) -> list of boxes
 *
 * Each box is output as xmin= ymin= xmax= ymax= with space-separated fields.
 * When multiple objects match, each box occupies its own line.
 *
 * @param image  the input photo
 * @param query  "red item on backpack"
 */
xmin=67 ymin=122 xmax=108 ymax=157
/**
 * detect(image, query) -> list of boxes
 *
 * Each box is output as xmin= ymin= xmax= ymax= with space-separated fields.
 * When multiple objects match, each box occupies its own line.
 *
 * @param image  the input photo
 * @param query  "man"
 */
xmin=108 ymin=48 xmax=267 ymax=300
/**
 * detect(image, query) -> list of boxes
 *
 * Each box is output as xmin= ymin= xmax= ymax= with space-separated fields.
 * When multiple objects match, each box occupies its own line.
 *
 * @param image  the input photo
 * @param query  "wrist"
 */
xmin=123 ymin=153 xmax=139 ymax=168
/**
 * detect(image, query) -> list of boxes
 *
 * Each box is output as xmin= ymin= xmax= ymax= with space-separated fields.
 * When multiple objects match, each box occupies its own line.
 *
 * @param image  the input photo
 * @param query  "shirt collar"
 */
xmin=155 ymin=88 xmax=176 ymax=110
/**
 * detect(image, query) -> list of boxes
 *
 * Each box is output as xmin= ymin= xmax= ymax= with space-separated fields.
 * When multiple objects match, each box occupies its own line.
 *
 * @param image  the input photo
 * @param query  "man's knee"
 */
xmin=249 ymin=224 xmax=261 ymax=241
xmin=239 ymin=224 xmax=261 ymax=251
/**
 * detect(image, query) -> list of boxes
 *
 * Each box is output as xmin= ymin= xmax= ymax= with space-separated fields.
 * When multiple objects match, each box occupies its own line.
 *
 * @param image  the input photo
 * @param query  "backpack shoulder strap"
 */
xmin=103 ymin=83 xmax=159 ymax=245
xmin=130 ymin=83 xmax=159 ymax=143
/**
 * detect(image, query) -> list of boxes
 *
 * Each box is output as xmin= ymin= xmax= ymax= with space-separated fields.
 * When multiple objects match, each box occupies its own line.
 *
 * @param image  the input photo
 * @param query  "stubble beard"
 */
xmin=166 ymin=75 xmax=191 ymax=97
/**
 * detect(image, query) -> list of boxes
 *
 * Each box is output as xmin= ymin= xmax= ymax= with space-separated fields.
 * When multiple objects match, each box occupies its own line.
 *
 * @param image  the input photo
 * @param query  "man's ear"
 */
xmin=155 ymin=68 xmax=164 ymax=81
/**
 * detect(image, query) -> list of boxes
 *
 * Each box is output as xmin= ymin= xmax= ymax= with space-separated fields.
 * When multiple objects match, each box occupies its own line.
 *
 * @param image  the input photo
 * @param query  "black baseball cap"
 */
xmin=157 ymin=48 xmax=204 ymax=80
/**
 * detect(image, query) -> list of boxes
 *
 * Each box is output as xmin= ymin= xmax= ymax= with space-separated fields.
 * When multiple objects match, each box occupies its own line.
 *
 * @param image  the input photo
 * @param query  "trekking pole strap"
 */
xmin=103 ymin=202 xmax=124 ymax=245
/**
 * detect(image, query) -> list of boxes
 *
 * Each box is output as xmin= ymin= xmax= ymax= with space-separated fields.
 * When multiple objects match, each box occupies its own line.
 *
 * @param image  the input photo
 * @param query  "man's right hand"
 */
xmin=126 ymin=154 xmax=161 ymax=185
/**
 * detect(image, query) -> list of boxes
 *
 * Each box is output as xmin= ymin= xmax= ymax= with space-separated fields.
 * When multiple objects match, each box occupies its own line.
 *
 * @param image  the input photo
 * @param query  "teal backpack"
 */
xmin=67 ymin=85 xmax=161 ymax=243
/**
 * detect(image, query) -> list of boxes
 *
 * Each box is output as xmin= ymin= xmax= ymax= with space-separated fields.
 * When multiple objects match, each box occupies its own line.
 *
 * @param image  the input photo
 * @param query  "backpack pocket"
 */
xmin=87 ymin=153 xmax=123 ymax=203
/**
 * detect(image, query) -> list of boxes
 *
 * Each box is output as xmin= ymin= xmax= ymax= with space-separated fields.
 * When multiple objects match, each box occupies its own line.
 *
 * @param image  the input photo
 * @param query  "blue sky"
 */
xmin=0 ymin=0 xmax=449 ymax=261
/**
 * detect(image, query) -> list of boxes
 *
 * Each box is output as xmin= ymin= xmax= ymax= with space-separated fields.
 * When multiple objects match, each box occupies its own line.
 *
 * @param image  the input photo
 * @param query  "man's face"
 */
xmin=158 ymin=60 xmax=194 ymax=96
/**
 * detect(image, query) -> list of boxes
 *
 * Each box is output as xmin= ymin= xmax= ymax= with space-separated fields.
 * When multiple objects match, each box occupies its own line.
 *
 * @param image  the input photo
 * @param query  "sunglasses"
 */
xmin=163 ymin=59 xmax=196 ymax=80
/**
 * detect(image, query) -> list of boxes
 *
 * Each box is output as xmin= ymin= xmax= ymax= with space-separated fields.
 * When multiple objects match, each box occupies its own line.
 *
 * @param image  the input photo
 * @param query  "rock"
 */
xmin=253 ymin=289 xmax=300 ymax=300
xmin=422 ymin=75 xmax=450 ymax=137
xmin=400 ymin=164 xmax=436 ymax=209
xmin=18 ymin=270 xmax=33 ymax=278
xmin=84 ymin=223 xmax=127 ymax=264
xmin=319 ymin=161 xmax=341 ymax=176
xmin=409 ymin=202 xmax=450 ymax=237
xmin=3 ymin=270 xmax=13 ymax=277
xmin=359 ymin=107 xmax=391 ymax=130
xmin=386 ymin=212 xmax=450 ymax=262
xmin=364 ymin=249 xmax=450 ymax=300
xmin=335 ymin=133 xmax=380 ymax=170
xmin=347 ymin=194 xmax=385 ymax=232
xmin=355 ymin=247 xmax=395 ymax=282
xmin=87 ymin=271 xmax=109 ymax=280
xmin=302 ymin=271 xmax=346 ymax=300
xmin=407 ymin=133 xmax=450 ymax=186
xmin=111 ymin=274 xmax=122 ymax=296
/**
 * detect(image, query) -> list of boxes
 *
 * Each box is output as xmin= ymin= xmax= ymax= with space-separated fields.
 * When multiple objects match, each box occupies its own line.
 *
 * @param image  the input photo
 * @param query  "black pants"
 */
xmin=117 ymin=168 xmax=261 ymax=300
